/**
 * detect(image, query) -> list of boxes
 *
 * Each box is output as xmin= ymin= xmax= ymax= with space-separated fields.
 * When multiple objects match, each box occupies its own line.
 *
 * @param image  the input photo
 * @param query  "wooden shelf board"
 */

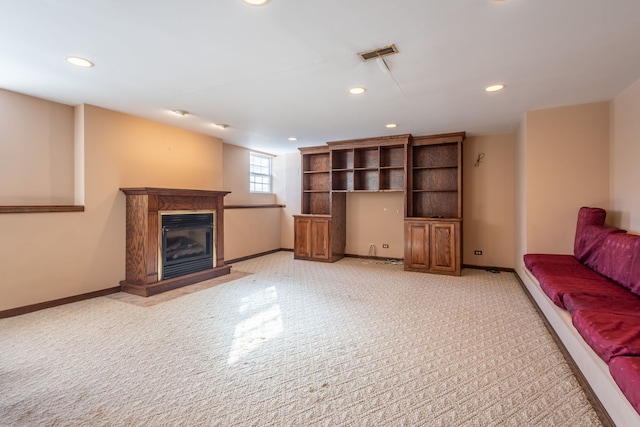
xmin=412 ymin=165 xmax=458 ymax=170
xmin=0 ymin=205 xmax=84 ymax=214
xmin=412 ymin=189 xmax=458 ymax=193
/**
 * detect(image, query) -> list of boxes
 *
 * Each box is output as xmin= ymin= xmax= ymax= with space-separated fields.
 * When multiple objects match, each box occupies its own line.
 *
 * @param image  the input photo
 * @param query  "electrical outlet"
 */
xmin=474 ymin=250 xmax=483 ymax=255
xmin=382 ymin=244 xmax=389 ymax=248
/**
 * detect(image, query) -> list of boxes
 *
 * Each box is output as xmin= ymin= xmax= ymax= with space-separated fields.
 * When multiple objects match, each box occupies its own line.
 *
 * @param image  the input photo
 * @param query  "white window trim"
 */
xmin=249 ymin=152 xmax=273 ymax=194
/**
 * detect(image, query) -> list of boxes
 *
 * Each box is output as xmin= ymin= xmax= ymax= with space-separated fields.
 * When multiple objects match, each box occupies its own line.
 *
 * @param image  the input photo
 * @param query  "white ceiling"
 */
xmin=1 ymin=0 xmax=640 ymax=154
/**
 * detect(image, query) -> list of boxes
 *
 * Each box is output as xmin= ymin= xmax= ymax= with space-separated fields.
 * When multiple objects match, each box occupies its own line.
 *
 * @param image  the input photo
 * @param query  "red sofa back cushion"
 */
xmin=573 ymin=207 xmax=640 ymax=296
xmin=574 ymin=207 xmax=607 ymax=259
xmin=575 ymin=224 xmax=625 ymax=265
xmin=587 ymin=232 xmax=640 ymax=296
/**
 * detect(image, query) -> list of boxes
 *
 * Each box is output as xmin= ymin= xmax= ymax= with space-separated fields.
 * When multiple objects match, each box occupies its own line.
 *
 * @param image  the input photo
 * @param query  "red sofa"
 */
xmin=524 ymin=207 xmax=640 ymax=415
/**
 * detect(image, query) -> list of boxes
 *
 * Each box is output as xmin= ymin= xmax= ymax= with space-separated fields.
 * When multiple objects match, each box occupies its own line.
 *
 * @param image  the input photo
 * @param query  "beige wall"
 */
xmin=0 ymin=103 xmax=224 ymax=311
xmin=223 ymin=144 xmax=275 ymax=205
xmin=0 ymin=89 xmax=75 ymax=204
xmin=611 ymin=77 xmax=640 ymax=233
xmin=523 ymin=102 xmax=611 ymax=255
xmin=276 ymin=152 xmax=301 ymax=250
xmin=222 ymin=143 xmax=283 ymax=260
xmin=463 ymin=134 xmax=515 ymax=268
xmin=346 ymin=192 xmax=405 ymax=258
xmin=514 ymin=119 xmax=527 ymax=268
xmin=225 ymin=208 xmax=282 ymax=260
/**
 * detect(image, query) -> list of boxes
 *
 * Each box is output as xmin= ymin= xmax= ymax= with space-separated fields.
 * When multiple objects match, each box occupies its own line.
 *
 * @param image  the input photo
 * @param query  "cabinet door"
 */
xmin=430 ymin=222 xmax=456 ymax=273
xmin=404 ymin=221 xmax=430 ymax=270
xmin=310 ymin=218 xmax=330 ymax=260
xmin=294 ymin=217 xmax=312 ymax=258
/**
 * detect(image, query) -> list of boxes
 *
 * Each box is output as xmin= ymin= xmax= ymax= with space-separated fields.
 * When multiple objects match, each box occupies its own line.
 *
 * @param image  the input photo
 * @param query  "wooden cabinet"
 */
xmin=297 ymin=145 xmax=346 ymax=262
xmin=404 ymin=219 xmax=461 ymax=275
xmin=294 ymin=215 xmax=345 ymax=262
xmin=405 ymin=132 xmax=464 ymax=275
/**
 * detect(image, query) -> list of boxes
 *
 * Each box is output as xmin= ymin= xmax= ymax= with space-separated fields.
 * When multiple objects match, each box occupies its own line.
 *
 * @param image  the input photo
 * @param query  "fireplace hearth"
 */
xmin=120 ymin=188 xmax=231 ymax=297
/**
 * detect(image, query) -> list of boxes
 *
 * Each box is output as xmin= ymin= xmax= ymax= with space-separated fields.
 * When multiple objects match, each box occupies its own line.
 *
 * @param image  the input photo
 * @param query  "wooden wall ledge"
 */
xmin=0 ymin=205 xmax=85 ymax=214
xmin=0 ymin=204 xmax=284 ymax=213
xmin=225 ymin=204 xmax=285 ymax=209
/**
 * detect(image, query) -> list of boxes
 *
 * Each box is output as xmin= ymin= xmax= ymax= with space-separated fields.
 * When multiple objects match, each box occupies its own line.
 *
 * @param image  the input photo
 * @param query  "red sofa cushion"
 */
xmin=563 ymin=293 xmax=640 ymax=316
xmin=575 ymin=224 xmax=626 ymax=266
xmin=572 ymin=310 xmax=640 ymax=362
xmin=524 ymin=254 xmax=577 ymax=272
xmin=574 ymin=207 xmax=607 ymax=259
xmin=523 ymin=254 xmax=630 ymax=308
xmin=609 ymin=356 xmax=640 ymax=415
xmin=585 ymin=232 xmax=640 ymax=297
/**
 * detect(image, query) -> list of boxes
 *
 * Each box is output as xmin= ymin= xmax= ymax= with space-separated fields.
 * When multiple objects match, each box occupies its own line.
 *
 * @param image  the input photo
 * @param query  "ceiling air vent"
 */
xmin=358 ymin=44 xmax=399 ymax=61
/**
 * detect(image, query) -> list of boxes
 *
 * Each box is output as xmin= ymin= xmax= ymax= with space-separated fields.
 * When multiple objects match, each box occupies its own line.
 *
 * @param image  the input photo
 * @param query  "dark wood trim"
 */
xmin=344 ymin=253 xmax=404 ymax=262
xmin=512 ymin=272 xmax=615 ymax=427
xmin=327 ymin=133 xmax=412 ymax=148
xmin=0 ymin=205 xmax=84 ymax=214
xmin=463 ymin=264 xmax=514 ymax=273
xmin=227 ymin=248 xmax=287 ymax=264
xmin=225 ymin=204 xmax=285 ymax=209
xmin=0 ymin=286 xmax=120 ymax=319
xmin=119 ymin=187 xmax=231 ymax=198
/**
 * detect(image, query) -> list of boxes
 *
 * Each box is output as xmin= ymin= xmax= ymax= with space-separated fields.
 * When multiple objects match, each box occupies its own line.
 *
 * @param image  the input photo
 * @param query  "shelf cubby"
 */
xmin=380 ymin=168 xmax=405 ymax=191
xmin=354 ymin=147 xmax=379 ymax=169
xmin=332 ymin=170 xmax=354 ymax=191
xmin=380 ymin=145 xmax=405 ymax=168
xmin=303 ymin=172 xmax=330 ymax=192
xmin=412 ymin=168 xmax=458 ymax=192
xmin=412 ymin=143 xmax=458 ymax=169
xmin=354 ymin=170 xmax=379 ymax=191
xmin=331 ymin=149 xmax=354 ymax=170
xmin=412 ymin=191 xmax=458 ymax=219
xmin=302 ymin=192 xmax=331 ymax=215
xmin=303 ymin=152 xmax=330 ymax=173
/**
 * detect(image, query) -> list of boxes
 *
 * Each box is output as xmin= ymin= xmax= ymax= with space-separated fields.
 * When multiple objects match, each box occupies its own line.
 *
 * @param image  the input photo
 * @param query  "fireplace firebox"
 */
xmin=160 ymin=212 xmax=215 ymax=280
xmin=120 ymin=188 xmax=231 ymax=297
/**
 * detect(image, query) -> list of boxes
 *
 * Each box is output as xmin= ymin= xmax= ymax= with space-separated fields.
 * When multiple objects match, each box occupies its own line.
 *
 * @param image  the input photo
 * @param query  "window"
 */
xmin=250 ymin=152 xmax=272 ymax=193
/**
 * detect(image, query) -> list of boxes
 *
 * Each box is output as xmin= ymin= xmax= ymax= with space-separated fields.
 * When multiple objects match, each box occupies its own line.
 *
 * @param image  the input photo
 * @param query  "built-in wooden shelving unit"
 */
xmin=295 ymin=132 xmax=465 ymax=275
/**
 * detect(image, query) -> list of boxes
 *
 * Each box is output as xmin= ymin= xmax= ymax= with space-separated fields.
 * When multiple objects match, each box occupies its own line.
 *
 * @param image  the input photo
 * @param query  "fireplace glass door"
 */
xmin=160 ymin=212 xmax=214 ymax=280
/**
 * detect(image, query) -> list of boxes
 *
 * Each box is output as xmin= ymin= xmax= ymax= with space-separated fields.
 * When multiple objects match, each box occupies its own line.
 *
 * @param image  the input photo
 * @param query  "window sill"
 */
xmin=0 ymin=205 xmax=85 ymax=214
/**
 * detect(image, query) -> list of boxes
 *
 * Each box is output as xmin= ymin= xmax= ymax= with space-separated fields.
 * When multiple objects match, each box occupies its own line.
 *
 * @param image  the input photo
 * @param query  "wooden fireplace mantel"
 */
xmin=119 ymin=187 xmax=231 ymax=297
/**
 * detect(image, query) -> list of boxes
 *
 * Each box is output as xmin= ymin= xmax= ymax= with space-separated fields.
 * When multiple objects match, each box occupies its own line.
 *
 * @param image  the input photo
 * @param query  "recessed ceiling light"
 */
xmin=386 ymin=123 xmax=398 ymax=128
xmin=242 ymin=0 xmax=270 ymax=5
xmin=348 ymin=87 xmax=366 ymax=95
xmin=288 ymin=137 xmax=298 ymax=141
xmin=485 ymin=84 xmax=505 ymax=92
xmin=213 ymin=123 xmax=229 ymax=129
xmin=172 ymin=109 xmax=189 ymax=116
xmin=65 ymin=56 xmax=94 ymax=68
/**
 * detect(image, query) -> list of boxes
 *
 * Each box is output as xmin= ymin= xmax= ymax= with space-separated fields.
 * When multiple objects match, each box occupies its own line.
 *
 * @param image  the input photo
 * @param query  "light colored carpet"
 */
xmin=0 ymin=252 xmax=602 ymax=426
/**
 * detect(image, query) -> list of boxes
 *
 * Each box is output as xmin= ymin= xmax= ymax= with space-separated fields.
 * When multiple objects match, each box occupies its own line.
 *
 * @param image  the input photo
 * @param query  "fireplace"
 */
xmin=120 ymin=188 xmax=231 ymax=296
xmin=160 ymin=211 xmax=215 ymax=280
